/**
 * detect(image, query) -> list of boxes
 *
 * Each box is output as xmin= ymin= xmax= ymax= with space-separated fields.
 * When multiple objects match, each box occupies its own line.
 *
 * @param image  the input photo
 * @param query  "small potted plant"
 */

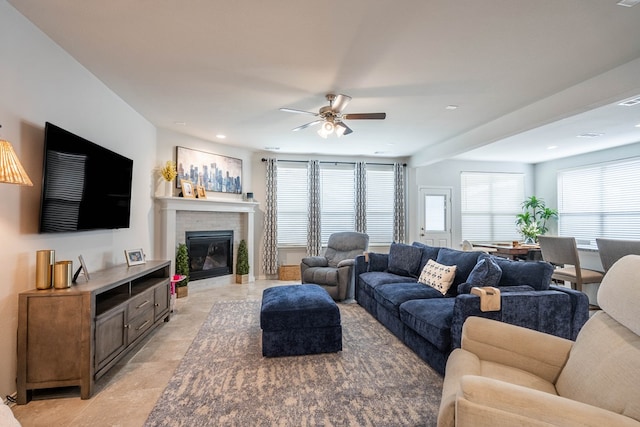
xmin=175 ymin=243 xmax=189 ymax=298
xmin=159 ymin=160 xmax=177 ymax=197
xmin=516 ymin=195 xmax=558 ymax=243
xmin=236 ymin=239 xmax=249 ymax=284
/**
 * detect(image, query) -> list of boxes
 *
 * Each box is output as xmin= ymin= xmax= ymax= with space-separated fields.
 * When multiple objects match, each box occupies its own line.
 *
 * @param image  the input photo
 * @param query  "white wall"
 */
xmin=0 ymin=1 xmax=156 ymax=398
xmin=411 ymin=159 xmax=534 ymax=247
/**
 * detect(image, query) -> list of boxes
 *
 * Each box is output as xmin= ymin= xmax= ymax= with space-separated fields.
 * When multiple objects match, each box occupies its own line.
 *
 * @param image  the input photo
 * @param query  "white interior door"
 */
xmin=418 ymin=187 xmax=452 ymax=248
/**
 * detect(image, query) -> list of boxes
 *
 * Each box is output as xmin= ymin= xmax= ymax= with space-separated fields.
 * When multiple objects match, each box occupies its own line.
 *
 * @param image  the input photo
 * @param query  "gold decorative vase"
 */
xmin=36 ymin=250 xmax=55 ymax=289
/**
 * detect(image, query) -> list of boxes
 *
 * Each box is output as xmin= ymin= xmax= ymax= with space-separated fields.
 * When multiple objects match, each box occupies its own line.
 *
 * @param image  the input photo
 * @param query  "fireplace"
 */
xmin=185 ymin=230 xmax=234 ymax=280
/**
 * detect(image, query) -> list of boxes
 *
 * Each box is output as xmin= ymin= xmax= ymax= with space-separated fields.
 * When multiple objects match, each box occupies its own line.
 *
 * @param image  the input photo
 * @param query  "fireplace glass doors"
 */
xmin=185 ymin=230 xmax=233 ymax=280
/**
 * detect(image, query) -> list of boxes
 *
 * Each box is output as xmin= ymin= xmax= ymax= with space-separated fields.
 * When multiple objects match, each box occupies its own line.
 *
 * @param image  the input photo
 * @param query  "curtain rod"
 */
xmin=261 ymin=158 xmax=406 ymax=167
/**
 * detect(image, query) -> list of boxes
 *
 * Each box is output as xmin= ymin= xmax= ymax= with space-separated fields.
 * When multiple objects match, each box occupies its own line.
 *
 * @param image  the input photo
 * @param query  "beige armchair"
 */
xmin=438 ymin=254 xmax=640 ymax=427
xmin=300 ymin=232 xmax=369 ymax=301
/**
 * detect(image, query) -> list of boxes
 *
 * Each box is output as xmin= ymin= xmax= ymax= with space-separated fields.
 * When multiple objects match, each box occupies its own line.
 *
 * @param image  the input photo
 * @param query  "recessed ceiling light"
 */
xmin=547 ymin=145 xmax=558 ymax=150
xmin=577 ymin=133 xmax=604 ymax=138
xmin=216 ymin=134 xmax=226 ymax=139
xmin=174 ymin=121 xmax=187 ymax=126
xmin=264 ymin=146 xmax=280 ymax=151
xmin=374 ymin=151 xmax=390 ymax=155
xmin=635 ymin=123 xmax=640 ymax=128
xmin=445 ymin=105 xmax=458 ymax=110
xmin=617 ymin=0 xmax=640 ymax=7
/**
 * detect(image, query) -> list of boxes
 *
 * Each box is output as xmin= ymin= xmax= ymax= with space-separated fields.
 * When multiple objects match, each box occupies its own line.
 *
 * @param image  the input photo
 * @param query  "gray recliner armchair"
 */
xmin=300 ymin=232 xmax=369 ymax=301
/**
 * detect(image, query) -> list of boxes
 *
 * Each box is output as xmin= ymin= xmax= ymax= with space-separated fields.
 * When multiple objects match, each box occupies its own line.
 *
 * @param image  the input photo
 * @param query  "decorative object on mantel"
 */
xmin=175 ymin=243 xmax=190 ymax=298
xmin=158 ymin=160 xmax=177 ymax=197
xmin=245 ymin=192 xmax=254 ymax=202
xmin=0 ymin=124 xmax=33 ymax=186
xmin=516 ymin=195 xmax=558 ymax=243
xmin=176 ymin=146 xmax=242 ymax=194
xmin=195 ymin=185 xmax=207 ymax=199
xmin=236 ymin=239 xmax=249 ymax=284
xmin=180 ymin=178 xmax=196 ymax=198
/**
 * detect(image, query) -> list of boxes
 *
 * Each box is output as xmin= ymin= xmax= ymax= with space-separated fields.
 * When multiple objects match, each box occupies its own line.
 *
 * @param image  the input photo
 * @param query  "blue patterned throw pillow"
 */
xmin=466 ymin=256 xmax=503 ymax=288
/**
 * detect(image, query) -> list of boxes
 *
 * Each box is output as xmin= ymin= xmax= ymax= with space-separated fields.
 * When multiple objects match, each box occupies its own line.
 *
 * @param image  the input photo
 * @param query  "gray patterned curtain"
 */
xmin=307 ymin=160 xmax=321 ymax=256
xmin=262 ymin=158 xmax=279 ymax=275
xmin=393 ymin=162 xmax=406 ymax=243
xmin=355 ymin=161 xmax=367 ymax=233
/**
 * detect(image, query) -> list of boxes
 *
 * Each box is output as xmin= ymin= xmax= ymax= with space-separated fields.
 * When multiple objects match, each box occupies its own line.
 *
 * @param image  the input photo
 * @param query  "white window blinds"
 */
xmin=276 ymin=163 xmax=308 ymax=246
xmin=366 ymin=165 xmax=394 ymax=244
xmin=461 ymin=172 xmax=524 ymax=242
xmin=558 ymin=157 xmax=640 ymax=248
xmin=320 ymin=163 xmax=356 ymax=243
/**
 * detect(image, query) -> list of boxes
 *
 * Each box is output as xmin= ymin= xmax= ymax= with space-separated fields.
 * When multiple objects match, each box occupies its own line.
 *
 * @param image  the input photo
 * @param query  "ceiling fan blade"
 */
xmin=343 ymin=113 xmax=386 ymax=120
xmin=279 ymin=107 xmax=318 ymax=116
xmin=292 ymin=120 xmax=323 ymax=131
xmin=336 ymin=122 xmax=353 ymax=136
xmin=331 ymin=94 xmax=352 ymax=113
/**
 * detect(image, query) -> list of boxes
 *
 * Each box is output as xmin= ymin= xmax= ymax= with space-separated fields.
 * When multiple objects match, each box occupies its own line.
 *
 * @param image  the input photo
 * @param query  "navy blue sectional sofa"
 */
xmin=354 ymin=242 xmax=589 ymax=375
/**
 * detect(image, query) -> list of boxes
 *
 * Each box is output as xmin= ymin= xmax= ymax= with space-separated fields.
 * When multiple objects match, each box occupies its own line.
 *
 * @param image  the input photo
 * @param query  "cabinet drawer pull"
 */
xmin=136 ymin=300 xmax=150 ymax=309
xmin=154 ymin=303 xmax=159 ymax=307
xmin=124 ymin=324 xmax=130 ymax=329
xmin=136 ymin=320 xmax=150 ymax=331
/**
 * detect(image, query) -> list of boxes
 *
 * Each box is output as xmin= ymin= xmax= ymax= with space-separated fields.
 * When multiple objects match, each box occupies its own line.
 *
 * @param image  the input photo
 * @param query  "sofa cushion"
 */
xmin=418 ymin=259 xmax=457 ymax=295
xmin=400 ymin=298 xmax=456 ymax=352
xmin=387 ymin=243 xmax=423 ymax=277
xmin=302 ymin=266 xmax=338 ymax=286
xmin=489 ymin=255 xmax=553 ymax=290
xmin=358 ymin=271 xmax=416 ymax=298
xmin=436 ymin=248 xmax=482 ymax=296
xmin=412 ymin=241 xmax=441 ymax=272
xmin=367 ymin=252 xmax=388 ymax=272
xmin=374 ymin=282 xmax=445 ymax=316
xmin=466 ymin=256 xmax=503 ymax=288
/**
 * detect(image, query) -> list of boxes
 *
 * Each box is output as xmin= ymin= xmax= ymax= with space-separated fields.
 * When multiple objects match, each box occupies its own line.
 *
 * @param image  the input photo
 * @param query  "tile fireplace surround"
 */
xmin=155 ymin=196 xmax=259 ymax=282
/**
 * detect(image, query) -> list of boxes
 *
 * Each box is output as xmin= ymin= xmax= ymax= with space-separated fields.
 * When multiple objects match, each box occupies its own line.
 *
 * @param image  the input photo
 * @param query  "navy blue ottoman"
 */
xmin=260 ymin=284 xmax=342 ymax=357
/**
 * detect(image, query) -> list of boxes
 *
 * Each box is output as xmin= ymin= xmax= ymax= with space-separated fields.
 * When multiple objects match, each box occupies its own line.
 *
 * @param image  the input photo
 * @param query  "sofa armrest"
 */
xmin=301 ymin=256 xmax=328 ymax=268
xmin=337 ymin=258 xmax=354 ymax=268
xmin=549 ymin=285 xmax=590 ymax=340
xmin=460 ymin=316 xmax=573 ymax=383
xmin=455 ymin=375 xmax=640 ymax=427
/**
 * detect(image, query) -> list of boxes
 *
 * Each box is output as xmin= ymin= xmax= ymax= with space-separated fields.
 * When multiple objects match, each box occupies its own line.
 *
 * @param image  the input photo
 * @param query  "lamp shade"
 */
xmin=0 ymin=139 xmax=33 ymax=186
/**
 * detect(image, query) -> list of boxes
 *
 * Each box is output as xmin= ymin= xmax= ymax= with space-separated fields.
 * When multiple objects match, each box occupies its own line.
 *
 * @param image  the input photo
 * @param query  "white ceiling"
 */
xmin=8 ymin=0 xmax=640 ymax=165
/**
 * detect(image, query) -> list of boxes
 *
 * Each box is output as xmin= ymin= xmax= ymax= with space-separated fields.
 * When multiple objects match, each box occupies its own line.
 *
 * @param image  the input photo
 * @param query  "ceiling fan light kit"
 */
xmin=281 ymin=93 xmax=386 ymax=138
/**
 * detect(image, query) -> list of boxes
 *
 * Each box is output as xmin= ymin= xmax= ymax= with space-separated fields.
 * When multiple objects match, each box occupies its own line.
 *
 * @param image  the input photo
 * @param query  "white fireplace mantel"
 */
xmin=155 ymin=196 xmax=259 ymax=281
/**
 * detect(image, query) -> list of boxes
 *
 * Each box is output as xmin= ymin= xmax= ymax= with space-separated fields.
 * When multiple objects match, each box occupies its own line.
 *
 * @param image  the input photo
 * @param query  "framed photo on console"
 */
xmin=125 ymin=249 xmax=145 ymax=266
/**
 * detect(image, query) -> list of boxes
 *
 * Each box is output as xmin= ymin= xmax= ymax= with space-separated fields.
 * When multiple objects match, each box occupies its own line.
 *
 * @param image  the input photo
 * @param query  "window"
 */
xmin=461 ymin=172 xmax=524 ymax=242
xmin=366 ymin=165 xmax=394 ymax=244
xmin=276 ymin=161 xmax=398 ymax=247
xmin=558 ymin=157 xmax=640 ymax=248
xmin=276 ymin=163 xmax=308 ymax=246
xmin=320 ymin=163 xmax=355 ymax=243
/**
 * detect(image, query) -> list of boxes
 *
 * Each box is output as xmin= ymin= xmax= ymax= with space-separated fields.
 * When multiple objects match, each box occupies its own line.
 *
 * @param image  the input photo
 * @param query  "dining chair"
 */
xmin=538 ymin=236 xmax=603 ymax=292
xmin=461 ymin=240 xmax=497 ymax=253
xmin=596 ymin=238 xmax=640 ymax=273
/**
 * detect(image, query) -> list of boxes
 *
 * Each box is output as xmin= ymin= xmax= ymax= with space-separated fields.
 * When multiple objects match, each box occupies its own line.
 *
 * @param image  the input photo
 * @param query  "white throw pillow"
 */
xmin=418 ymin=259 xmax=457 ymax=295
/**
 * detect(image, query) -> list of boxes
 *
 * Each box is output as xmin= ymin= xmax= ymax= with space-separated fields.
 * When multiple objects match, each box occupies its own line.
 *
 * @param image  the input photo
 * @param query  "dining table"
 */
xmin=477 ymin=242 xmax=542 ymax=261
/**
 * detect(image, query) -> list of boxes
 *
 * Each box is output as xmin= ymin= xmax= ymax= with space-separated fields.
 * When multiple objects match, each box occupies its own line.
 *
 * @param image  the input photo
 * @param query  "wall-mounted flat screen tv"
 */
xmin=39 ymin=122 xmax=133 ymax=233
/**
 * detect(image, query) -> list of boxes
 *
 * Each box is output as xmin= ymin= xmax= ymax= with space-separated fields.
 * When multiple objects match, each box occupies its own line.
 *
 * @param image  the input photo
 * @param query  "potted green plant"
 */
xmin=516 ymin=196 xmax=558 ymax=243
xmin=236 ymin=239 xmax=249 ymax=284
xmin=175 ymin=243 xmax=190 ymax=298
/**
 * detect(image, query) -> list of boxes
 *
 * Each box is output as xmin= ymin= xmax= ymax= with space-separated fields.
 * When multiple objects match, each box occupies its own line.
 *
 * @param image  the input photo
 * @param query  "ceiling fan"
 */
xmin=280 ymin=94 xmax=386 ymax=138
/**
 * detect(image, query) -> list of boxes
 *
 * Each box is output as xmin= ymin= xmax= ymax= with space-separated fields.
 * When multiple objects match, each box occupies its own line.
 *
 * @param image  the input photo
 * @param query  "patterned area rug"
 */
xmin=145 ymin=300 xmax=443 ymax=426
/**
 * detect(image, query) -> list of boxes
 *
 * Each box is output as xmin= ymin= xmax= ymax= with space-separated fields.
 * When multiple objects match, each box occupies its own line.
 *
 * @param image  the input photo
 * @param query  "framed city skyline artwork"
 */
xmin=175 ymin=146 xmax=242 ymax=194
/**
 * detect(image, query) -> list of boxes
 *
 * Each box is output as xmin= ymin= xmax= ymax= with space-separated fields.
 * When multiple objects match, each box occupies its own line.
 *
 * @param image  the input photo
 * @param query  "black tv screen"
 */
xmin=39 ymin=122 xmax=133 ymax=233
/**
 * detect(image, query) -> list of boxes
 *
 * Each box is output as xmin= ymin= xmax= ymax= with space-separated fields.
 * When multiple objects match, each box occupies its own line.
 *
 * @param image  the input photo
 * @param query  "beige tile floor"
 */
xmin=11 ymin=278 xmax=293 ymax=427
